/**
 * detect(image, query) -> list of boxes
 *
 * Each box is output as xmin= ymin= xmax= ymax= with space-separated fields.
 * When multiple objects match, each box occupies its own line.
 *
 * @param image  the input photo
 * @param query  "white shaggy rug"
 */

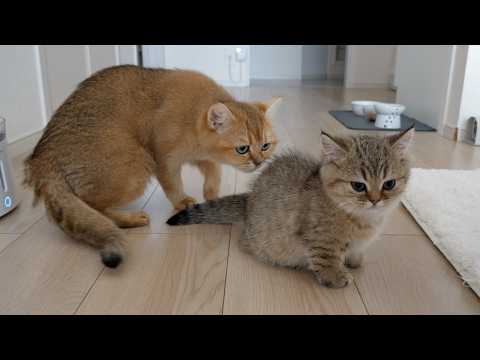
xmin=402 ymin=168 xmax=480 ymax=297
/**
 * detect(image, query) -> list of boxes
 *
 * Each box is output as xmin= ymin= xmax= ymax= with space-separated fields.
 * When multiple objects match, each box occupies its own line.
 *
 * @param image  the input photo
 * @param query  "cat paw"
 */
xmin=106 ymin=210 xmax=150 ymax=228
xmin=316 ymin=269 xmax=353 ymax=288
xmin=131 ymin=211 xmax=150 ymax=227
xmin=174 ymin=196 xmax=198 ymax=211
xmin=204 ymin=188 xmax=219 ymax=201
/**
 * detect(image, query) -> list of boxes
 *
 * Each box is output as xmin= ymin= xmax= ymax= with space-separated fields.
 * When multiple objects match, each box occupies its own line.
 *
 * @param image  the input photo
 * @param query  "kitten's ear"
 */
xmin=255 ymin=97 xmax=283 ymax=120
xmin=320 ymin=132 xmax=347 ymax=163
xmin=389 ymin=125 xmax=415 ymax=157
xmin=207 ymin=103 xmax=234 ymax=134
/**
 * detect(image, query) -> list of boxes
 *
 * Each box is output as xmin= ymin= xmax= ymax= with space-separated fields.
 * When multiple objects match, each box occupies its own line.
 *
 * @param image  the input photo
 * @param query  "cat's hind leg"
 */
xmin=103 ymin=209 xmax=150 ymax=228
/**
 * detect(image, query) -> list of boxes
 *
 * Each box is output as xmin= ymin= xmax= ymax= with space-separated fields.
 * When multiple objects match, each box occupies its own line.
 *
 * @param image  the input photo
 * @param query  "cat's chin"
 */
xmin=337 ymin=201 xmax=396 ymax=218
xmin=237 ymin=164 xmax=262 ymax=173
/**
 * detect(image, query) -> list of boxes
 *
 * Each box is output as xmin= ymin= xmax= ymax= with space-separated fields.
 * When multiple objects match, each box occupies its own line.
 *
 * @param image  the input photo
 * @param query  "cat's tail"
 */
xmin=167 ymin=194 xmax=247 ymax=226
xmin=24 ymin=166 xmax=126 ymax=268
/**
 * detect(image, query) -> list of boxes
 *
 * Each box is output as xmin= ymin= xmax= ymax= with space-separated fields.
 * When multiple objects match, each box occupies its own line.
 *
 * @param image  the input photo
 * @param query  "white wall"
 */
xmin=42 ymin=45 xmax=138 ymax=117
xmin=301 ymin=45 xmax=328 ymax=80
xmin=345 ymin=45 xmax=396 ymax=88
xmin=442 ymin=45 xmax=469 ymax=130
xmin=395 ymin=45 xmax=455 ymax=130
xmin=143 ymin=45 xmax=165 ymax=67
xmin=41 ymin=45 xmax=90 ymax=114
xmin=1 ymin=45 xmax=137 ymax=144
xmin=250 ymin=45 xmax=302 ymax=80
xmin=0 ymin=45 xmax=47 ymax=143
xmin=143 ymin=45 xmax=329 ymax=82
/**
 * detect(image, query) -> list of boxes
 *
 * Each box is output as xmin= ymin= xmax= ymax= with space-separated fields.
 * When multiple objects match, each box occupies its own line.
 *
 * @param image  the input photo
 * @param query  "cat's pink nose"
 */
xmin=367 ymin=192 xmax=381 ymax=205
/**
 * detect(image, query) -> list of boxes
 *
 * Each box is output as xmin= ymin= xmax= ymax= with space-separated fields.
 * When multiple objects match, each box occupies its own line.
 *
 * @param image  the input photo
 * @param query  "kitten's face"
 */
xmin=206 ymin=99 xmax=281 ymax=172
xmin=320 ymin=128 xmax=414 ymax=216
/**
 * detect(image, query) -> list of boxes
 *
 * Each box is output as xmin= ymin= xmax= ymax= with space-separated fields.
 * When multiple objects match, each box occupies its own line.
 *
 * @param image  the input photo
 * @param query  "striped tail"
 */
xmin=167 ymin=194 xmax=247 ymax=226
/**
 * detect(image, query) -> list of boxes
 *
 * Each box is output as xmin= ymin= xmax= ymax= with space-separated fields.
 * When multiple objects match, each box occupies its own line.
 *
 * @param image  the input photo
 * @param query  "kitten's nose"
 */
xmin=368 ymin=193 xmax=381 ymax=205
xmin=252 ymin=159 xmax=263 ymax=167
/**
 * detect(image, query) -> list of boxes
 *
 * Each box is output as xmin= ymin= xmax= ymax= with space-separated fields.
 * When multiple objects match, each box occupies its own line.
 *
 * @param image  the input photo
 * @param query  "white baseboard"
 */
xmin=250 ymin=79 xmax=303 ymax=87
xmin=344 ymin=82 xmax=391 ymax=89
xmin=301 ymin=74 xmax=327 ymax=81
xmin=327 ymin=74 xmax=344 ymax=81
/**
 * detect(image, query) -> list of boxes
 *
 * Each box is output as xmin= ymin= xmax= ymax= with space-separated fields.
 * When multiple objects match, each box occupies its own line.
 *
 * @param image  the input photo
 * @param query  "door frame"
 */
xmin=327 ymin=45 xmax=346 ymax=80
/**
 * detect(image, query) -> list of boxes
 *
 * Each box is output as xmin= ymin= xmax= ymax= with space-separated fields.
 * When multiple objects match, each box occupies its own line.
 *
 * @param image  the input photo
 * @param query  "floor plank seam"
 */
xmin=141 ymin=183 xmax=159 ymax=210
xmin=73 ymin=266 xmax=106 ymax=315
xmin=353 ymin=280 xmax=370 ymax=315
xmin=0 ymin=215 xmax=46 ymax=258
xmin=220 ymin=224 xmax=233 ymax=315
xmin=221 ymin=167 xmax=238 ymax=315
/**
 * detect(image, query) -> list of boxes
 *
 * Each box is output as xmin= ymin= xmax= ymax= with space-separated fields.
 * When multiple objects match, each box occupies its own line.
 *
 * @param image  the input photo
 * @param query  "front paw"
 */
xmin=315 ymin=268 xmax=353 ymax=288
xmin=173 ymin=196 xmax=197 ymax=211
xmin=204 ymin=187 xmax=219 ymax=201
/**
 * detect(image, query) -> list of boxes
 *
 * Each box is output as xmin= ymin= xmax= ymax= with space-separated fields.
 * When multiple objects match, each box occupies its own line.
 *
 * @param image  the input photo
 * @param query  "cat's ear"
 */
xmin=389 ymin=125 xmax=415 ymax=157
xmin=255 ymin=97 xmax=283 ymax=120
xmin=207 ymin=103 xmax=234 ymax=134
xmin=320 ymin=131 xmax=347 ymax=163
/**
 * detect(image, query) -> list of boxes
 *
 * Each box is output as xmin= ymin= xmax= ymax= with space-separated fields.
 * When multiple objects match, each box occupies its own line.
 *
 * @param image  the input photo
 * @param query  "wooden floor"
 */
xmin=1 ymin=84 xmax=480 ymax=315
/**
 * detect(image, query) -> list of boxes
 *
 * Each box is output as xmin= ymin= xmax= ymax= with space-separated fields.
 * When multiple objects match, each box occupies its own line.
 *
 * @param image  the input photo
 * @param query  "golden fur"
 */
xmin=23 ymin=65 xmax=280 ymax=267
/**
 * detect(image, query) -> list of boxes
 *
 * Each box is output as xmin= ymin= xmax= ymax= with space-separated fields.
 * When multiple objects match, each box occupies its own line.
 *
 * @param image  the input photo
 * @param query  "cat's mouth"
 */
xmin=366 ymin=202 xmax=385 ymax=209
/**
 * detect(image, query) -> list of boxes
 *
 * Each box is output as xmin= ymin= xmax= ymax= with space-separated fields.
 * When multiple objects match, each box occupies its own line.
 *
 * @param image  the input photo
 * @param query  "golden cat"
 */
xmin=24 ymin=65 xmax=281 ymax=268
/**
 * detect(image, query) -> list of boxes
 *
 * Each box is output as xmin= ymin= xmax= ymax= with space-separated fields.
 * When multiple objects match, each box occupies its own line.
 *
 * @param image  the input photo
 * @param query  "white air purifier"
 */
xmin=465 ymin=117 xmax=480 ymax=146
xmin=0 ymin=117 xmax=19 ymax=218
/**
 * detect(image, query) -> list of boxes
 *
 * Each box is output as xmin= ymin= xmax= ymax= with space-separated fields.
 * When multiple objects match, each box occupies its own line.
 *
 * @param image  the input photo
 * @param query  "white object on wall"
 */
xmin=161 ymin=45 xmax=250 ymax=87
xmin=345 ymin=45 xmax=397 ymax=88
xmin=1 ymin=45 xmax=138 ymax=144
xmin=144 ymin=45 xmax=329 ymax=82
xmin=395 ymin=45 xmax=455 ymax=130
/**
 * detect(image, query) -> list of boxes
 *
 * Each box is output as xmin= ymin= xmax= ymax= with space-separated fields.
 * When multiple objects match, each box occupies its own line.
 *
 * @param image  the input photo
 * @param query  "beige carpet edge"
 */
xmin=401 ymin=199 xmax=480 ymax=298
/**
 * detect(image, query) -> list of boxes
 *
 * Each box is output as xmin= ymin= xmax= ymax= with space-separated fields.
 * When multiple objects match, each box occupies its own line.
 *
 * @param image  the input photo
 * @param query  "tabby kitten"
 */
xmin=24 ymin=65 xmax=281 ymax=268
xmin=167 ymin=127 xmax=414 ymax=288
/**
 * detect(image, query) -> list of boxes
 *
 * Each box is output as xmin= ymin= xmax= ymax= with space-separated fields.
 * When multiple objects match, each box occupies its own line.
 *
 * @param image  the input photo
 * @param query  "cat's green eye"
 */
xmin=261 ymin=143 xmax=271 ymax=151
xmin=235 ymin=145 xmax=250 ymax=155
xmin=383 ymin=179 xmax=396 ymax=191
xmin=351 ymin=182 xmax=367 ymax=193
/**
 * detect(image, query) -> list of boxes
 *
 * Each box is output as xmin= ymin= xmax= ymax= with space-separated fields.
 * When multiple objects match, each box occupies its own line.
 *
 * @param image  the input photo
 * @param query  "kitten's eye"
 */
xmin=351 ymin=182 xmax=367 ymax=193
xmin=261 ymin=143 xmax=271 ymax=151
xmin=235 ymin=145 xmax=250 ymax=155
xmin=383 ymin=179 xmax=396 ymax=191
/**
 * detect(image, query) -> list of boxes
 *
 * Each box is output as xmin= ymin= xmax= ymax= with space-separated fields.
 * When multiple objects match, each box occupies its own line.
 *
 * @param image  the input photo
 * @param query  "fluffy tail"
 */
xmin=167 ymin=194 xmax=247 ymax=226
xmin=24 ymin=164 xmax=126 ymax=268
